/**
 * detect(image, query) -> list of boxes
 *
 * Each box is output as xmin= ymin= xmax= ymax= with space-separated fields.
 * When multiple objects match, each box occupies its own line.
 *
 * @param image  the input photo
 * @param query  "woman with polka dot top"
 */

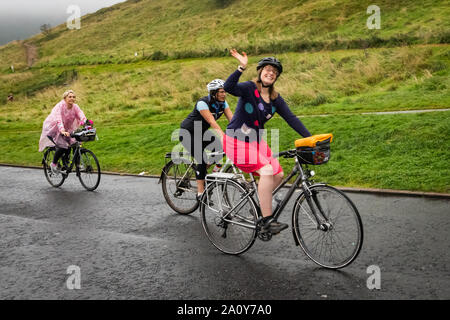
xmin=223 ymin=49 xmax=312 ymax=234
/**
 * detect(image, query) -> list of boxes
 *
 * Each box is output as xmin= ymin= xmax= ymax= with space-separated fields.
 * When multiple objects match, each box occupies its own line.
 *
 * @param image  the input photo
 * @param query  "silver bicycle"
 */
xmin=199 ymin=134 xmax=363 ymax=269
xmin=159 ymin=150 xmax=243 ymax=215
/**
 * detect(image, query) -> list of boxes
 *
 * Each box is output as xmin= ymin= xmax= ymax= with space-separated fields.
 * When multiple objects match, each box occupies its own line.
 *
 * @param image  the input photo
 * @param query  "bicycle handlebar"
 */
xmin=273 ymin=149 xmax=296 ymax=158
xmin=208 ymin=151 xmax=225 ymax=157
xmin=69 ymin=128 xmax=97 ymax=141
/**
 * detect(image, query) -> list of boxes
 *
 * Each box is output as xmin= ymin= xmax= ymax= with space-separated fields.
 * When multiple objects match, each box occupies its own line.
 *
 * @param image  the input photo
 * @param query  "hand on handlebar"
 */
xmin=274 ymin=149 xmax=297 ymax=159
xmin=61 ymin=131 xmax=70 ymax=137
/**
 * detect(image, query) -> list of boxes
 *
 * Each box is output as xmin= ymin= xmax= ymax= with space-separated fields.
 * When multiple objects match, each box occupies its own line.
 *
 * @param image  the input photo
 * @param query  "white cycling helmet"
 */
xmin=207 ymin=79 xmax=225 ymax=93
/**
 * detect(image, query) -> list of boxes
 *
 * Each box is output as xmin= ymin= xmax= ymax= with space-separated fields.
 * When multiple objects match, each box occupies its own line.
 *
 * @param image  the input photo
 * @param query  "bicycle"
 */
xmin=42 ymin=125 xmax=101 ymax=191
xmin=199 ymin=133 xmax=364 ymax=269
xmin=159 ymin=150 xmax=242 ymax=215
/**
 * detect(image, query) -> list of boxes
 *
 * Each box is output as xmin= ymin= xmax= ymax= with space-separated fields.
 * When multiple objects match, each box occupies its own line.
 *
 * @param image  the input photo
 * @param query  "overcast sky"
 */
xmin=0 ymin=0 xmax=127 ymax=45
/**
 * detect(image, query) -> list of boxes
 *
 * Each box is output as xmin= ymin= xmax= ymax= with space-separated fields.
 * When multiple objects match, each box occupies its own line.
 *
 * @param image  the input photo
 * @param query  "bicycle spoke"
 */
xmin=299 ymin=203 xmax=318 ymax=227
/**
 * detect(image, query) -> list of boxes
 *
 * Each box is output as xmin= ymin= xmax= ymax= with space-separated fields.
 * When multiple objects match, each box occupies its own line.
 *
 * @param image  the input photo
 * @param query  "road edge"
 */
xmin=1 ymin=163 xmax=449 ymax=199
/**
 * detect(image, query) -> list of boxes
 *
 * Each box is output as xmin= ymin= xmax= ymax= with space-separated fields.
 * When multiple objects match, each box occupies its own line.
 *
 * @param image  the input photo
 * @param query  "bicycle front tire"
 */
xmin=77 ymin=149 xmax=101 ymax=191
xmin=292 ymin=184 xmax=363 ymax=269
xmin=161 ymin=160 xmax=199 ymax=215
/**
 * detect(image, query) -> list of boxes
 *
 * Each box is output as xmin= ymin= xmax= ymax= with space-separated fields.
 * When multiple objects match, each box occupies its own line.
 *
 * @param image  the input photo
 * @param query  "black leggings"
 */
xmin=53 ymin=147 xmax=71 ymax=165
xmin=47 ymin=135 xmax=71 ymax=165
xmin=179 ymin=133 xmax=220 ymax=180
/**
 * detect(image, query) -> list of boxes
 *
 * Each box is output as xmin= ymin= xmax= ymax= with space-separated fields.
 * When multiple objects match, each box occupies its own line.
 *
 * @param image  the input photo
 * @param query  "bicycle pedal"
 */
xmin=174 ymin=190 xmax=184 ymax=197
xmin=257 ymin=230 xmax=272 ymax=241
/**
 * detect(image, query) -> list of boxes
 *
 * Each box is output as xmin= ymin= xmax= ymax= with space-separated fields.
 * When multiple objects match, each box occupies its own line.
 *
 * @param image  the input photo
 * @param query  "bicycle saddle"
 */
xmin=295 ymin=133 xmax=333 ymax=148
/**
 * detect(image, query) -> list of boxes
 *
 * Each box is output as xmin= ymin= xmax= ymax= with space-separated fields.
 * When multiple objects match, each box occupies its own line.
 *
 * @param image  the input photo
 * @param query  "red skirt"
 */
xmin=223 ymin=135 xmax=282 ymax=176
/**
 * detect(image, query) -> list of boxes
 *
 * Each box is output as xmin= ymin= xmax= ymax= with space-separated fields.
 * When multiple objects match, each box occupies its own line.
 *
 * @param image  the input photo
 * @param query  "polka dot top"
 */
xmin=224 ymin=69 xmax=311 ymax=142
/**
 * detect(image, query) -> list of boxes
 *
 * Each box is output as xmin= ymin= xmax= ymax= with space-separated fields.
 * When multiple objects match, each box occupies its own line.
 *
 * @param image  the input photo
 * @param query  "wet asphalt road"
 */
xmin=0 ymin=166 xmax=449 ymax=300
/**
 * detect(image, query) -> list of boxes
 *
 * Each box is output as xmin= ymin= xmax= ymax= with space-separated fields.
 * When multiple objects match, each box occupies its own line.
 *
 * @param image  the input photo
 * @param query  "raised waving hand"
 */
xmin=230 ymin=49 xmax=248 ymax=69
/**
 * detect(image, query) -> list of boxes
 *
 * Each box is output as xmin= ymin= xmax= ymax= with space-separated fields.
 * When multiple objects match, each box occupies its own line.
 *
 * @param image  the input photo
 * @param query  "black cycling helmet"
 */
xmin=256 ymin=57 xmax=283 ymax=75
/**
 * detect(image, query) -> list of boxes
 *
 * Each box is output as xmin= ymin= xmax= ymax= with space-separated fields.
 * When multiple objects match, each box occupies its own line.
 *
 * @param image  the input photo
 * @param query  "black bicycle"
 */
xmin=199 ymin=134 xmax=363 ymax=269
xmin=42 ymin=126 xmax=101 ymax=191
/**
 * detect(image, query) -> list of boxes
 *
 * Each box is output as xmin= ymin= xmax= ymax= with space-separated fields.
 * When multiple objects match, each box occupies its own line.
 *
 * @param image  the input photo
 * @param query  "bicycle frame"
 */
xmin=163 ymin=151 xmax=244 ymax=185
xmin=60 ymin=143 xmax=83 ymax=176
xmin=274 ymin=157 xmax=329 ymax=227
xmin=206 ymin=153 xmax=330 ymax=230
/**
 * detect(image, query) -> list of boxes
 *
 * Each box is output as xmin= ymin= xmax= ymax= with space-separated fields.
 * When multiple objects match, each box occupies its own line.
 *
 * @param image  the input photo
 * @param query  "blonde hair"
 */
xmin=62 ymin=90 xmax=75 ymax=99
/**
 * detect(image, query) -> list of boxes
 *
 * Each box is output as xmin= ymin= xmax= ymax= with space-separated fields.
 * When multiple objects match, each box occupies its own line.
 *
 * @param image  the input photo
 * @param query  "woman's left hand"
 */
xmin=230 ymin=49 xmax=248 ymax=69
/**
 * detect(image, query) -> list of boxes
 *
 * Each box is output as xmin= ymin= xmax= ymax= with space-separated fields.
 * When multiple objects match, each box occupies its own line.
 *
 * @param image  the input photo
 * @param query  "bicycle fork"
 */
xmin=304 ymin=186 xmax=332 ymax=230
xmin=293 ymin=183 xmax=332 ymax=246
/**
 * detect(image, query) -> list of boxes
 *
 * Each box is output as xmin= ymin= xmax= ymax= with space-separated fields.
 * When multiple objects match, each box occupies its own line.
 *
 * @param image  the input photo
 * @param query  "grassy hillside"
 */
xmin=0 ymin=0 xmax=448 ymax=192
xmin=1 ymin=45 xmax=448 ymax=127
xmin=0 ymin=0 xmax=449 ymax=70
xmin=0 ymin=45 xmax=449 ymax=192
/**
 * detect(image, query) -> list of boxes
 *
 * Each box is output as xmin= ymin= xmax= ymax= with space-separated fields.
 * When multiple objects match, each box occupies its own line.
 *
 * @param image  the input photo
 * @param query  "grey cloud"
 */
xmin=0 ymin=0 xmax=126 ymax=45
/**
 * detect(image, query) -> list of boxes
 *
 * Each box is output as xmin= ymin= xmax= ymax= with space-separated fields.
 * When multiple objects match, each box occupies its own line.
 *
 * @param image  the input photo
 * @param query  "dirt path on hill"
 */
xmin=23 ymin=43 xmax=38 ymax=67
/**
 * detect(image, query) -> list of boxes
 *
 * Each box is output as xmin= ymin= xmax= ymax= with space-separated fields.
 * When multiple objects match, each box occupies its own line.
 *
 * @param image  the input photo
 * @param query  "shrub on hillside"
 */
xmin=150 ymin=51 xmax=168 ymax=60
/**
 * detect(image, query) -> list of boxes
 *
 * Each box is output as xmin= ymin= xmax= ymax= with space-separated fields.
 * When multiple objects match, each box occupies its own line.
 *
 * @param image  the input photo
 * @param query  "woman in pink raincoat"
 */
xmin=39 ymin=90 xmax=87 ymax=173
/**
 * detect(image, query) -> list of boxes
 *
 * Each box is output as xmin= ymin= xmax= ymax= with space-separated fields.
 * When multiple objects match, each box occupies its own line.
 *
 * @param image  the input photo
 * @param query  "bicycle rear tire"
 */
xmin=200 ymin=179 xmax=258 ymax=255
xmin=43 ymin=148 xmax=66 ymax=187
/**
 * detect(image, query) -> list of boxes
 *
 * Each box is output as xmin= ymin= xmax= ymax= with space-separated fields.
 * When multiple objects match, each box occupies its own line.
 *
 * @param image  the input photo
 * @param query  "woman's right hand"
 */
xmin=230 ymin=49 xmax=248 ymax=69
xmin=61 ymin=131 xmax=70 ymax=137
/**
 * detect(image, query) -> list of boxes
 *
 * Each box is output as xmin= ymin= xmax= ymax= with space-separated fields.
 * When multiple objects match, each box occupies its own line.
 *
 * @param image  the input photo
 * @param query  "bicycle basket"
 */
xmin=295 ymin=133 xmax=333 ymax=165
xmin=73 ymin=128 xmax=96 ymax=142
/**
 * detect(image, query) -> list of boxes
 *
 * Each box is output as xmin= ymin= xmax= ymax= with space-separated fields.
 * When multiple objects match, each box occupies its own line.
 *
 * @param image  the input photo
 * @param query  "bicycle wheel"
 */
xmin=292 ymin=185 xmax=363 ymax=269
xmin=200 ymin=179 xmax=258 ymax=255
xmin=43 ymin=148 xmax=66 ymax=187
xmin=77 ymin=149 xmax=101 ymax=191
xmin=161 ymin=160 xmax=199 ymax=214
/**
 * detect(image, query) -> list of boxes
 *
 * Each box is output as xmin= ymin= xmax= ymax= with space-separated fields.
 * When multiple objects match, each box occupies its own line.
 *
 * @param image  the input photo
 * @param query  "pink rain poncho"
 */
xmin=38 ymin=100 xmax=87 ymax=152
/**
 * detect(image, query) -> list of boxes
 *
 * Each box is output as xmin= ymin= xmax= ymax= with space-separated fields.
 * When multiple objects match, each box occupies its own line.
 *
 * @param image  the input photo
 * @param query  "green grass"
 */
xmin=1 ymin=111 xmax=449 ymax=193
xmin=268 ymin=112 xmax=450 ymax=193
xmin=0 ymin=1 xmax=449 ymax=193
xmin=1 ymin=45 xmax=448 ymax=125
xmin=0 ymin=0 xmax=449 ymax=71
xmin=0 ymin=45 xmax=448 ymax=192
